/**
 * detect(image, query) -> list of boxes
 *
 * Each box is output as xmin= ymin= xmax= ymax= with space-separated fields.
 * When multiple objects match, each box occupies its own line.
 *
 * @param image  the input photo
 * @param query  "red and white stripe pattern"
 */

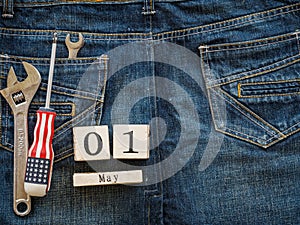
xmin=24 ymin=109 xmax=56 ymax=197
xmin=28 ymin=109 xmax=56 ymax=160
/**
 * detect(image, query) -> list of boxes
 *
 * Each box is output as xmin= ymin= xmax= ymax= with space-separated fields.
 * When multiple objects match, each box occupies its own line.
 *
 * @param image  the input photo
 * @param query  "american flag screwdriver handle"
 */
xmin=24 ymin=32 xmax=58 ymax=197
xmin=24 ymin=108 xmax=56 ymax=197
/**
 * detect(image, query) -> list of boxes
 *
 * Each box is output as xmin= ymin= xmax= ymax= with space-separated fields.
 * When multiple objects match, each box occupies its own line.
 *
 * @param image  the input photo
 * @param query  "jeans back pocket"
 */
xmin=199 ymin=32 xmax=300 ymax=148
xmin=0 ymin=55 xmax=108 ymax=161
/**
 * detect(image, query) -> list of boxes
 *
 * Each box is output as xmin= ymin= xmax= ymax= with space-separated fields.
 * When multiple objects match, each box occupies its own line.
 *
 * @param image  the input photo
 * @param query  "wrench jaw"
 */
xmin=0 ymin=63 xmax=41 ymax=111
xmin=7 ymin=66 xmax=19 ymax=87
xmin=22 ymin=62 xmax=42 ymax=88
xmin=0 ymin=62 xmax=41 ymax=216
xmin=65 ymin=33 xmax=84 ymax=49
xmin=65 ymin=33 xmax=84 ymax=59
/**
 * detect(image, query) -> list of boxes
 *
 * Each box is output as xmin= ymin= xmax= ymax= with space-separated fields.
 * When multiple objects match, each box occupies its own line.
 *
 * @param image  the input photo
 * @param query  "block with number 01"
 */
xmin=113 ymin=124 xmax=150 ymax=159
xmin=73 ymin=126 xmax=110 ymax=161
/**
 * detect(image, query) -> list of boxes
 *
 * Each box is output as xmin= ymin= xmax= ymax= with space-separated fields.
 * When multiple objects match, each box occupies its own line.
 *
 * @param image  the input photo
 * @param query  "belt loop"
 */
xmin=142 ymin=0 xmax=156 ymax=15
xmin=2 ymin=0 xmax=14 ymax=18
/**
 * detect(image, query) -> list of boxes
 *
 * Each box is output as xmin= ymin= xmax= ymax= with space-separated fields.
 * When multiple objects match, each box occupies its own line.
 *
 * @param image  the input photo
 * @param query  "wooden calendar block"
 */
xmin=73 ymin=170 xmax=143 ymax=186
xmin=73 ymin=126 xmax=110 ymax=161
xmin=113 ymin=124 xmax=150 ymax=159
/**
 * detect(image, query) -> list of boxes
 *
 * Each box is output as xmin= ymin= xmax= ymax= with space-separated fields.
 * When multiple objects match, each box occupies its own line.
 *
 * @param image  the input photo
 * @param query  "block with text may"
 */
xmin=73 ymin=125 xmax=150 ymax=161
xmin=73 ymin=170 xmax=143 ymax=187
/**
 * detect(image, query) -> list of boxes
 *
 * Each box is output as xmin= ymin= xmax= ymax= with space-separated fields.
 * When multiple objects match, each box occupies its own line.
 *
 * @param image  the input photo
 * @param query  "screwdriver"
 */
xmin=24 ymin=33 xmax=58 ymax=197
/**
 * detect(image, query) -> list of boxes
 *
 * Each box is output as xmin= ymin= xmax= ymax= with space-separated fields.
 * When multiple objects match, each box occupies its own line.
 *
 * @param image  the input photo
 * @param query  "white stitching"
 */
xmin=210 ymin=88 xmax=280 ymax=136
xmin=209 ymin=55 xmax=300 ymax=87
xmin=0 ymin=3 xmax=299 ymax=41
xmin=203 ymin=35 xmax=296 ymax=53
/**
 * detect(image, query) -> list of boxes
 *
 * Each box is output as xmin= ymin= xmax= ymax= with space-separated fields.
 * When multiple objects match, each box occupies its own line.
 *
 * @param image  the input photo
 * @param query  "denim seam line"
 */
xmin=54 ymin=148 xmax=73 ymax=163
xmin=0 ymin=51 xmax=104 ymax=65
xmin=142 ymin=0 xmax=156 ymax=15
xmin=237 ymin=79 xmax=300 ymax=98
xmin=0 ymin=7 xmax=296 ymax=42
xmin=203 ymin=51 xmax=225 ymax=135
xmin=213 ymin=87 xmax=300 ymax=147
xmin=54 ymin=82 xmax=104 ymax=135
xmin=238 ymin=90 xmax=300 ymax=99
xmin=0 ymin=53 xmax=101 ymax=66
xmin=209 ymin=88 xmax=290 ymax=147
xmin=2 ymin=0 xmax=14 ymax=17
xmin=153 ymin=3 xmax=300 ymax=41
xmin=224 ymin=127 xmax=271 ymax=143
xmin=0 ymin=55 xmax=108 ymax=100
xmin=29 ymin=102 xmax=76 ymax=117
xmin=238 ymin=79 xmax=300 ymax=87
xmin=282 ymin=122 xmax=300 ymax=139
xmin=0 ymin=57 xmax=12 ymax=150
xmin=39 ymin=84 xmax=102 ymax=101
xmin=0 ymin=3 xmax=299 ymax=41
xmin=96 ymin=55 xmax=108 ymax=124
xmin=54 ymin=96 xmax=104 ymax=138
xmin=0 ymin=77 xmax=101 ymax=103
xmin=212 ymin=87 xmax=282 ymax=138
xmin=0 ymin=143 xmax=13 ymax=152
xmin=0 ymin=67 xmax=102 ymax=102
xmin=0 ymin=28 xmax=151 ymax=40
xmin=0 ymin=0 xmax=145 ymax=7
xmin=207 ymin=54 xmax=300 ymax=88
xmin=215 ymin=121 xmax=300 ymax=148
xmin=0 ymin=144 xmax=73 ymax=164
xmin=53 ymin=101 xmax=105 ymax=161
xmin=214 ymin=126 xmax=285 ymax=148
xmin=201 ymin=33 xmax=297 ymax=53
xmin=0 ymin=76 xmax=100 ymax=101
xmin=295 ymin=31 xmax=300 ymax=54
xmin=3 ymin=102 xmax=11 ymax=148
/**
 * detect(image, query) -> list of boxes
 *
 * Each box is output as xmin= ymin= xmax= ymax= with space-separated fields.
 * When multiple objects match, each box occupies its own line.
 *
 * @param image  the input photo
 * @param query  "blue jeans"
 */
xmin=0 ymin=0 xmax=299 ymax=224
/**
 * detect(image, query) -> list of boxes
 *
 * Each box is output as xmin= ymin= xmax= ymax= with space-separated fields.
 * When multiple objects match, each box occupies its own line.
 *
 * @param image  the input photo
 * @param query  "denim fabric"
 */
xmin=199 ymin=32 xmax=300 ymax=147
xmin=0 ymin=0 xmax=300 ymax=224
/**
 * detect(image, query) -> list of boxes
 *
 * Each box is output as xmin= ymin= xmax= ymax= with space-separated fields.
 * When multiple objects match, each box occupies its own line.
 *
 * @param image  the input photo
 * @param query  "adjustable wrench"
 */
xmin=0 ymin=62 xmax=41 ymax=216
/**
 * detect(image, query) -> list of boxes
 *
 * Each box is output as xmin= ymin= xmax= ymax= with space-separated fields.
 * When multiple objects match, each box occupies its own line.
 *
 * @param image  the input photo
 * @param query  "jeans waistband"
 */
xmin=1 ymin=2 xmax=300 ymax=58
xmin=0 ymin=0 xmax=183 ymax=5
xmin=2 ymin=0 xmax=300 ymax=20
xmin=0 ymin=0 xmax=190 ymax=17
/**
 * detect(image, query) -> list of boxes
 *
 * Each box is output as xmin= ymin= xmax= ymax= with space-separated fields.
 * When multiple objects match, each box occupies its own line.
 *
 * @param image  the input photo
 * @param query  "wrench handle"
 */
xmin=24 ymin=108 xmax=56 ymax=197
xmin=13 ymin=111 xmax=31 ymax=216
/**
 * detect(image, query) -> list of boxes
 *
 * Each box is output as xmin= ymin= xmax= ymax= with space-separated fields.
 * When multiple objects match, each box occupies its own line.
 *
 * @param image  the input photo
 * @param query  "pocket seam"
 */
xmin=238 ymin=79 xmax=300 ymax=98
xmin=30 ymin=102 xmax=76 ymax=117
xmin=0 ymin=56 xmax=108 ymax=160
xmin=208 ymin=85 xmax=300 ymax=147
xmin=209 ymin=54 xmax=300 ymax=88
xmin=213 ymin=87 xmax=283 ymax=137
xmin=201 ymin=31 xmax=300 ymax=147
xmin=0 ymin=143 xmax=13 ymax=152
xmin=203 ymin=33 xmax=297 ymax=53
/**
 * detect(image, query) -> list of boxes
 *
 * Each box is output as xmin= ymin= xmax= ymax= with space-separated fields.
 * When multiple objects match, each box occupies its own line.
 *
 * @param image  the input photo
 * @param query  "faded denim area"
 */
xmin=0 ymin=0 xmax=300 ymax=224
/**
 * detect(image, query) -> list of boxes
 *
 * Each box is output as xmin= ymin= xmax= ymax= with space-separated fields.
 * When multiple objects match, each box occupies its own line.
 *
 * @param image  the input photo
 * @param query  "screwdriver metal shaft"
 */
xmin=45 ymin=32 xmax=57 ymax=108
xmin=24 ymin=33 xmax=57 ymax=197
